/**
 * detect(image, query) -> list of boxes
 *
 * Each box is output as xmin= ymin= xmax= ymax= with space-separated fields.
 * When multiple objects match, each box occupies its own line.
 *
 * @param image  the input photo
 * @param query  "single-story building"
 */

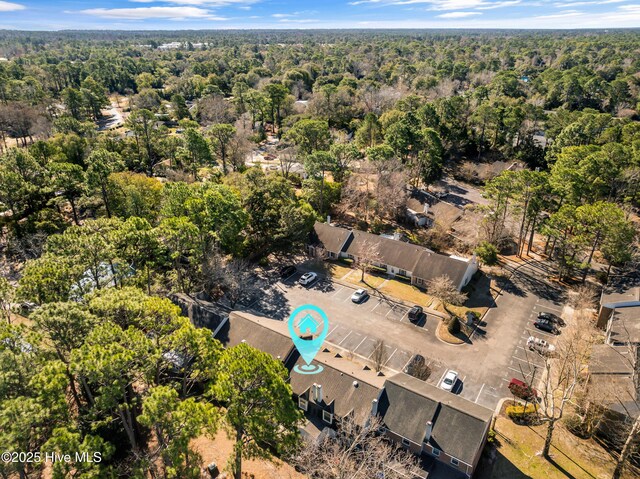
xmin=308 ymin=222 xmax=477 ymax=291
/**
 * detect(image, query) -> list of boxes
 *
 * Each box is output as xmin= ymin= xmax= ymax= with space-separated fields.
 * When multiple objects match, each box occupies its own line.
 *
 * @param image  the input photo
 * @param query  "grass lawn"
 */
xmin=344 ymin=272 xmax=386 ymax=289
xmin=326 ymin=263 xmax=354 ymax=280
xmin=379 ymin=280 xmax=434 ymax=306
xmin=489 ymin=416 xmax=632 ymax=479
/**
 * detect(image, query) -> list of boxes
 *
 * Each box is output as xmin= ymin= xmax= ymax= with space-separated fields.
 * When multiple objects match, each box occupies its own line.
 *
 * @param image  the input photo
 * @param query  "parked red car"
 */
xmin=508 ymin=378 xmax=538 ymax=401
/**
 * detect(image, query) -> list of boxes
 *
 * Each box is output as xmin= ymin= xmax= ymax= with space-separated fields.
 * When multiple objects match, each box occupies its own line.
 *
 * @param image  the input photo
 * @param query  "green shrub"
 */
xmin=475 ymin=241 xmax=499 ymax=266
xmin=447 ymin=316 xmax=461 ymax=335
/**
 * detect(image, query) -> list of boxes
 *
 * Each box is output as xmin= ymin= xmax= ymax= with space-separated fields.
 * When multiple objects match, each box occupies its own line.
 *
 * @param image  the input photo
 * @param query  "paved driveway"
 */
xmin=239 ymin=258 xmax=566 ymax=411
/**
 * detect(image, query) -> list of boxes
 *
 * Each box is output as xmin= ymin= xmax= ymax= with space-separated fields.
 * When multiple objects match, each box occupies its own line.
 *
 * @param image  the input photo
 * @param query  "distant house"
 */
xmin=378 ymin=374 xmax=493 ymax=478
xmin=308 ymin=222 xmax=478 ymax=291
xmin=406 ymin=198 xmax=430 ymax=227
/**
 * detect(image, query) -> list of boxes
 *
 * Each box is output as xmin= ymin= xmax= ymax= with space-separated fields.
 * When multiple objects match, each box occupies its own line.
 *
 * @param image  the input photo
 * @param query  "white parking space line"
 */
xmin=384 ymin=348 xmax=398 ymax=366
xmin=511 ymin=355 xmax=544 ymax=368
xmin=354 ymin=336 xmax=368 ymax=352
xmin=508 ymin=366 xmax=536 ymax=377
xmin=343 ymin=294 xmax=353 ymax=302
xmin=327 ymin=324 xmax=339 ymax=337
xmin=371 ymin=300 xmax=383 ymax=313
xmin=524 ymin=327 xmax=557 ymax=338
xmin=331 ymin=287 xmax=344 ymax=297
xmin=475 ymin=383 xmax=486 ymax=403
xmin=338 ymin=331 xmax=353 ymax=346
xmin=400 ymin=310 xmax=408 ymax=322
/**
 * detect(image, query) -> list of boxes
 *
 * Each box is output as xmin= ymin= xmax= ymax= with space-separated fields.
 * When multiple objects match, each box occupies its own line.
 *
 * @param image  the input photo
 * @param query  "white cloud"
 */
xmin=476 ymin=0 xmax=521 ymax=8
xmin=533 ymin=9 xmax=584 ymax=18
xmin=278 ymin=18 xmax=319 ymax=23
xmin=0 ymin=1 xmax=25 ymax=12
xmin=349 ymin=0 xmax=523 ymax=9
xmin=75 ymin=6 xmax=225 ymax=20
xmin=437 ymin=10 xmax=483 ymax=15
xmin=130 ymin=0 xmax=258 ymax=4
xmin=272 ymin=13 xmax=294 ymax=17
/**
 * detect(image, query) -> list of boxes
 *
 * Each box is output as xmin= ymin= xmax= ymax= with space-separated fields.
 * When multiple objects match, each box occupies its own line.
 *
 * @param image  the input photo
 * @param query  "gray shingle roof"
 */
xmin=379 ymin=374 xmax=492 ymax=465
xmin=310 ymin=222 xmax=472 ymax=288
xmin=290 ymin=353 xmax=382 ymax=426
xmin=345 ymin=229 xmax=431 ymax=273
xmin=310 ymin=221 xmax=353 ymax=254
xmin=215 ymin=311 xmax=296 ymax=365
xmin=411 ymin=251 xmax=470 ymax=287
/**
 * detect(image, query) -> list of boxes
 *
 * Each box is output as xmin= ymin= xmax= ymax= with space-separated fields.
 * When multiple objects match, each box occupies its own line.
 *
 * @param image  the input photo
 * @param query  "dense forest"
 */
xmin=0 ymin=29 xmax=639 ymax=478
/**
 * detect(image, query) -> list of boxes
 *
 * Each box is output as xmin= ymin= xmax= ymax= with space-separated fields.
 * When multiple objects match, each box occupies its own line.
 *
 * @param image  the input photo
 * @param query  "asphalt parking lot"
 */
xmin=505 ymin=299 xmax=564 ymax=385
xmin=237 ymin=259 xmax=567 ymax=411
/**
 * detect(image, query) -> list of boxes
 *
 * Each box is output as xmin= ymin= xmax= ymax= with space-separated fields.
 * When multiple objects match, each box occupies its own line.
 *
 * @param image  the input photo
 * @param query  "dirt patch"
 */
xmin=191 ymin=431 xmax=304 ymax=479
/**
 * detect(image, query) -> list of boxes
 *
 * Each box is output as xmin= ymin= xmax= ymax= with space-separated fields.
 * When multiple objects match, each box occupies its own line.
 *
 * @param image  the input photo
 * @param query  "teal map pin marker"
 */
xmin=288 ymin=304 xmax=329 ymax=375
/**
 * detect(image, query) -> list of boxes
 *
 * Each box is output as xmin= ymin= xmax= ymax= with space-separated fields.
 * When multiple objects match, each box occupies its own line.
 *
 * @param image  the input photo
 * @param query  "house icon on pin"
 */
xmin=297 ymin=313 xmax=320 ymax=335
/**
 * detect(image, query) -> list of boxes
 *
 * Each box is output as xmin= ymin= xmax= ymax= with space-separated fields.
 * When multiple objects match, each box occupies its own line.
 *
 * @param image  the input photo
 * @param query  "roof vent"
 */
xmin=353 ymin=381 xmax=359 ymax=388
xmin=241 ymin=339 xmax=246 ymax=343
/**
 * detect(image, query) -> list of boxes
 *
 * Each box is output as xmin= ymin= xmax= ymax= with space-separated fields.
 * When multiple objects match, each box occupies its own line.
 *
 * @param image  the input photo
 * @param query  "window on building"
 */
xmin=450 ymin=458 xmax=459 ymax=466
xmin=322 ymin=410 xmax=333 ymax=424
xmin=432 ymin=448 xmax=440 ymax=457
xmin=399 ymin=269 xmax=406 ymax=276
xmin=298 ymin=397 xmax=308 ymax=411
xmin=401 ymin=438 xmax=410 ymax=447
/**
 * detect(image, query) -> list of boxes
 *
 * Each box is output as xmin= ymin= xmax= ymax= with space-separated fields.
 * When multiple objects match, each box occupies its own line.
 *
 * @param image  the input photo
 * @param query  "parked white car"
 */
xmin=351 ymin=288 xmax=369 ymax=303
xmin=298 ymin=272 xmax=318 ymax=286
xmin=440 ymin=370 xmax=459 ymax=392
xmin=527 ymin=336 xmax=556 ymax=355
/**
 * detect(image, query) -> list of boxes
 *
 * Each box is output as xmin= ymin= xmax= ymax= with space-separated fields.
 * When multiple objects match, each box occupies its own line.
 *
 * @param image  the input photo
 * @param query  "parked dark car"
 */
xmin=534 ymin=317 xmax=558 ymax=334
xmin=408 ymin=305 xmax=424 ymax=322
xmin=279 ymin=265 xmax=297 ymax=278
xmin=537 ymin=311 xmax=565 ymax=327
xmin=404 ymin=354 xmax=430 ymax=380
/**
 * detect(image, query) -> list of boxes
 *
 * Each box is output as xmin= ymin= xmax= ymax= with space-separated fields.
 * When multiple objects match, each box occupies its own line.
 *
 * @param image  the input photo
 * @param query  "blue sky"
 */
xmin=1 ymin=0 xmax=639 ymax=30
